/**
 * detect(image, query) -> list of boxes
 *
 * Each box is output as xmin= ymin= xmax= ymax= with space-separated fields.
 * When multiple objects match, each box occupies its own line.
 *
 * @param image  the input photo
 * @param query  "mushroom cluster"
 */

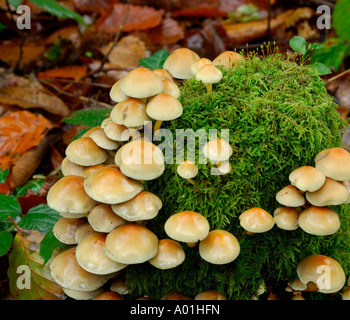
xmin=274 ymin=147 xmax=350 ymax=236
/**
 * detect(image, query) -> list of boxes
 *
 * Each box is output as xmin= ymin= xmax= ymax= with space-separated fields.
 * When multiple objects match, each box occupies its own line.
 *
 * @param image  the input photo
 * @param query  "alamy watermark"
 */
xmin=316 ymin=5 xmax=331 ymax=30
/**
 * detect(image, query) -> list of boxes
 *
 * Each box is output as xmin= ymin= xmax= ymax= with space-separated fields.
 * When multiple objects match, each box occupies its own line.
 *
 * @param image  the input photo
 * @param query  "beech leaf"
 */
xmin=139 ymin=49 xmax=169 ymax=70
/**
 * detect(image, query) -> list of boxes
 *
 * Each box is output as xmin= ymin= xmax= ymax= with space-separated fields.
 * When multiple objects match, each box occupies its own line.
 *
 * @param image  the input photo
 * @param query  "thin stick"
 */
xmin=325 ymin=69 xmax=350 ymax=84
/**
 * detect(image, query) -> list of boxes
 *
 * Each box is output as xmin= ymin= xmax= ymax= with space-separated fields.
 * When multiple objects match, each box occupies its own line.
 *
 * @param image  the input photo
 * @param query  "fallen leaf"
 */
xmin=44 ymin=25 xmax=81 ymax=47
xmin=37 ymin=65 xmax=88 ymax=80
xmin=72 ymin=0 xmax=116 ymax=13
xmin=0 ymin=73 xmax=70 ymax=116
xmin=0 ymin=110 xmax=54 ymax=171
xmin=148 ymin=18 xmax=184 ymax=44
xmin=97 ymin=3 xmax=164 ymax=33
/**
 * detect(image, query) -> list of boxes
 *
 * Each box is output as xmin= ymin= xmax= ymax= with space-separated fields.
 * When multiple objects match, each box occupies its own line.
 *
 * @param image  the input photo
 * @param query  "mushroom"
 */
xmin=111 ymin=191 xmax=162 ymax=221
xmin=148 ymin=239 xmax=185 ymax=270
xmin=92 ymin=291 xmax=125 ymax=300
xmin=47 ymin=175 xmax=98 ymax=214
xmin=161 ymin=79 xmax=181 ymax=98
xmin=315 ymin=147 xmax=350 ymax=181
xmin=161 ymin=292 xmax=192 ymax=300
xmin=104 ymin=223 xmax=159 ymax=264
xmin=194 ymin=291 xmax=227 ymax=300
xmin=152 ymin=68 xmax=174 ymax=82
xmin=202 ymin=138 xmax=233 ymax=168
xmin=110 ymin=277 xmax=130 ymax=295
xmin=74 ymin=222 xmax=95 ymax=243
xmin=305 ymin=177 xmax=349 ymax=206
xmin=289 ymin=166 xmax=326 ymax=192
xmin=109 ymin=78 xmax=129 ymax=103
xmin=65 ymin=137 xmax=108 ymax=166
xmin=103 ymin=121 xmax=132 ymax=142
xmin=195 ymin=64 xmax=223 ymax=93
xmin=83 ymin=165 xmax=143 ymax=204
xmin=88 ymin=128 xmax=120 ymax=150
xmin=296 ymin=254 xmax=346 ymax=294
xmin=146 ymin=93 xmax=183 ymax=132
xmin=212 ymin=51 xmax=244 ymax=68
xmin=88 ymin=204 xmax=127 ymax=233
xmin=61 ymin=157 xmax=85 ymax=177
xmin=62 ymin=287 xmax=104 ymax=300
xmin=115 ymin=140 xmax=165 ymax=181
xmin=110 ymin=98 xmax=151 ymax=128
xmin=275 ymin=185 xmax=305 ymax=207
xmin=119 ymin=67 xmax=164 ymax=99
xmin=297 ymin=206 xmax=340 ymax=236
xmin=176 ymin=160 xmax=198 ymax=185
xmin=190 ymin=58 xmax=213 ymax=75
xmin=76 ymin=232 xmax=127 ymax=275
xmin=273 ymin=207 xmax=299 ymax=231
xmin=50 ymin=247 xmax=110 ymax=291
xmin=239 ymin=207 xmax=275 ymax=233
xmin=288 ymin=279 xmax=308 ymax=291
xmin=53 ymin=217 xmax=87 ymax=244
xmin=198 ymin=229 xmax=240 ymax=265
xmin=164 ymin=211 xmax=210 ymax=244
xmin=163 ymin=48 xmax=200 ymax=80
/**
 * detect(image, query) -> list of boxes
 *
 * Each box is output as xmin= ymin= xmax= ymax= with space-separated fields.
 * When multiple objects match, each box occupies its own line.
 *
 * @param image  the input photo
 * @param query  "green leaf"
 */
xmin=19 ymin=204 xmax=60 ymax=234
xmin=63 ymin=107 xmax=113 ymax=127
xmin=289 ymin=36 xmax=307 ymax=54
xmin=314 ymin=62 xmax=332 ymax=76
xmin=39 ymin=230 xmax=64 ymax=266
xmin=8 ymin=0 xmax=21 ymax=8
xmin=13 ymin=176 xmax=46 ymax=198
xmin=0 ymin=22 xmax=8 ymax=31
xmin=43 ymin=41 xmax=62 ymax=62
xmin=0 ymin=231 xmax=13 ymax=257
xmin=139 ymin=49 xmax=170 ymax=70
xmin=0 ymin=169 xmax=9 ymax=184
xmin=333 ymin=0 xmax=350 ymax=41
xmin=0 ymin=194 xmax=21 ymax=221
xmin=31 ymin=0 xmax=86 ymax=26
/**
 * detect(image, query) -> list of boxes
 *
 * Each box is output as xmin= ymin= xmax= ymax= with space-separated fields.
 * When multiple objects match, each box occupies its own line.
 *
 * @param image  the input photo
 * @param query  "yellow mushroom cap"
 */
xmin=276 ymin=185 xmax=305 ymax=207
xmin=61 ymin=157 xmax=85 ymax=177
xmin=199 ymin=229 xmax=240 ymax=265
xmin=104 ymin=224 xmax=159 ymax=264
xmin=109 ymin=78 xmax=129 ymax=103
xmin=273 ymin=207 xmax=299 ymax=231
xmin=161 ymin=79 xmax=181 ymax=98
xmin=305 ymin=177 xmax=349 ymax=206
xmin=111 ymin=191 xmax=162 ymax=221
xmin=63 ymin=287 xmax=104 ymax=300
xmin=83 ymin=165 xmax=143 ymax=204
xmin=103 ymin=121 xmax=131 ymax=142
xmin=212 ymin=51 xmax=244 ymax=68
xmin=88 ymin=128 xmax=120 ymax=150
xmin=289 ymin=166 xmax=326 ymax=192
xmin=297 ymin=206 xmax=340 ymax=236
xmin=163 ymin=48 xmax=200 ymax=79
xmin=177 ymin=160 xmax=198 ymax=179
xmin=152 ymin=68 xmax=174 ymax=82
xmin=50 ymin=247 xmax=109 ymax=291
xmin=315 ymin=147 xmax=350 ymax=181
xmin=76 ymin=232 xmax=127 ymax=275
xmin=148 ymin=239 xmax=185 ymax=270
xmin=297 ymin=254 xmax=346 ymax=294
xmin=190 ymin=58 xmax=213 ymax=75
xmin=53 ymin=217 xmax=87 ymax=244
xmin=164 ymin=211 xmax=210 ymax=243
xmin=47 ymin=175 xmax=97 ymax=214
xmin=119 ymin=67 xmax=164 ymax=99
xmin=65 ymin=137 xmax=108 ymax=166
xmin=146 ymin=93 xmax=183 ymax=121
xmin=239 ymin=207 xmax=275 ymax=233
xmin=195 ymin=64 xmax=222 ymax=84
xmin=195 ymin=290 xmax=227 ymax=300
xmin=202 ymin=138 xmax=233 ymax=162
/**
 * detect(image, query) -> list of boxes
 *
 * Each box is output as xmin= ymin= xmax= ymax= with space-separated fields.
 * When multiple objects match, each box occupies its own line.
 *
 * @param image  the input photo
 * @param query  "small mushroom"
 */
xmin=212 ymin=51 xmax=244 ymax=68
xmin=105 ymin=223 xmax=159 ymax=264
xmin=202 ymin=138 xmax=233 ymax=168
xmin=239 ymin=207 xmax=275 ymax=233
xmin=61 ymin=157 xmax=85 ymax=177
xmin=103 ymin=120 xmax=131 ymax=142
xmin=109 ymin=78 xmax=129 ymax=103
xmin=195 ymin=64 xmax=222 ymax=93
xmin=289 ymin=166 xmax=326 ymax=192
xmin=198 ymin=229 xmax=240 ymax=265
xmin=110 ymin=277 xmax=130 ymax=295
xmin=63 ymin=287 xmax=104 ymax=300
xmin=190 ymin=58 xmax=213 ymax=75
xmin=273 ymin=207 xmax=299 ymax=231
xmin=53 ymin=217 xmax=86 ymax=244
xmin=92 ymin=291 xmax=125 ymax=300
xmin=176 ymin=160 xmax=198 ymax=185
xmin=152 ymin=68 xmax=174 ymax=82
xmin=194 ymin=290 xmax=226 ymax=300
xmin=88 ymin=128 xmax=120 ymax=150
xmin=276 ymin=185 xmax=305 ymax=207
xmin=74 ymin=222 xmax=95 ymax=243
xmin=161 ymin=79 xmax=181 ymax=98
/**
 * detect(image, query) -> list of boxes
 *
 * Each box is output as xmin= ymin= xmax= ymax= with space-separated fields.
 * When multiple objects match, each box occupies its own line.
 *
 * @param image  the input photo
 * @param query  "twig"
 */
xmin=325 ymin=69 xmax=350 ymax=84
xmin=41 ymin=78 xmax=112 ymax=88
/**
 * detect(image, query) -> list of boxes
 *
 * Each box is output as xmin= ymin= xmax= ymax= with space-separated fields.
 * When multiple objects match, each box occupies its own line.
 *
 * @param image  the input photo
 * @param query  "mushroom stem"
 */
xmin=205 ymin=83 xmax=212 ymax=93
xmin=186 ymin=178 xmax=196 ymax=185
xmin=153 ymin=120 xmax=163 ymax=133
xmin=186 ymin=241 xmax=197 ymax=248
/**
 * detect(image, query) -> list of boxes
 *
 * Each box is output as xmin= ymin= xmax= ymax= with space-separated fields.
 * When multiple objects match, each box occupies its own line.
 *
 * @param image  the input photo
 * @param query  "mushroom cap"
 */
xmin=63 ymin=287 xmax=104 ymax=300
xmin=65 ymin=137 xmax=108 ymax=166
xmin=161 ymin=79 xmax=181 ymax=98
xmin=103 ymin=121 xmax=131 ymax=142
xmin=289 ymin=166 xmax=326 ymax=192
xmin=110 ymin=277 xmax=130 ymax=295
xmin=276 ymin=185 xmax=305 ymax=207
xmin=199 ymin=229 xmax=240 ymax=265
xmin=119 ymin=67 xmax=164 ymax=98
xmin=164 ymin=211 xmax=210 ymax=243
xmin=146 ymin=93 xmax=183 ymax=121
xmin=190 ymin=58 xmax=213 ymax=75
xmin=83 ymin=165 xmax=143 ymax=204
xmin=315 ymin=147 xmax=350 ymax=181
xmin=53 ymin=217 xmax=87 ymax=244
xmin=47 ymin=175 xmax=97 ymax=214
xmin=110 ymin=78 xmax=129 ymax=103
xmin=111 ymin=191 xmax=162 ymax=221
xmin=92 ymin=291 xmax=125 ymax=300
xmin=163 ymin=48 xmax=200 ymax=79
xmin=50 ymin=247 xmax=109 ymax=291
xmin=148 ymin=239 xmax=185 ymax=270
xmin=297 ymin=206 xmax=340 ymax=236
xmin=76 ymin=232 xmax=127 ymax=275
xmin=212 ymin=51 xmax=244 ymax=68
xmin=110 ymin=98 xmax=151 ymax=128
xmin=115 ymin=140 xmax=165 ymax=181
xmin=74 ymin=223 xmax=95 ymax=243
xmin=152 ymin=68 xmax=174 ymax=82
xmin=305 ymin=177 xmax=349 ymax=206
xmin=195 ymin=64 xmax=223 ymax=84
xmin=202 ymin=138 xmax=233 ymax=162
xmin=161 ymin=292 xmax=192 ymax=300
xmin=88 ymin=128 xmax=120 ymax=150
xmin=61 ymin=157 xmax=84 ymax=177
xmin=177 ymin=160 xmax=198 ymax=179
xmin=273 ymin=207 xmax=299 ymax=231
xmin=194 ymin=290 xmax=227 ymax=300
xmin=88 ymin=204 xmax=127 ymax=233
xmin=297 ymin=254 xmax=346 ymax=293
xmin=104 ymin=224 xmax=159 ymax=264
xmin=239 ymin=207 xmax=275 ymax=233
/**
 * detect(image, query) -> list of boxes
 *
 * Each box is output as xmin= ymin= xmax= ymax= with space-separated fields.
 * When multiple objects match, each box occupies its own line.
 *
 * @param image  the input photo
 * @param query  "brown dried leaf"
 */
xmin=37 ymin=65 xmax=88 ymax=80
xmin=148 ymin=18 xmax=184 ymax=44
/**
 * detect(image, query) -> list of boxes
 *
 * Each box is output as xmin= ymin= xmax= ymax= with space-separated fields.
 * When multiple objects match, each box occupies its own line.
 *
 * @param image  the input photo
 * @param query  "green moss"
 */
xmin=125 ymin=53 xmax=349 ymax=300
